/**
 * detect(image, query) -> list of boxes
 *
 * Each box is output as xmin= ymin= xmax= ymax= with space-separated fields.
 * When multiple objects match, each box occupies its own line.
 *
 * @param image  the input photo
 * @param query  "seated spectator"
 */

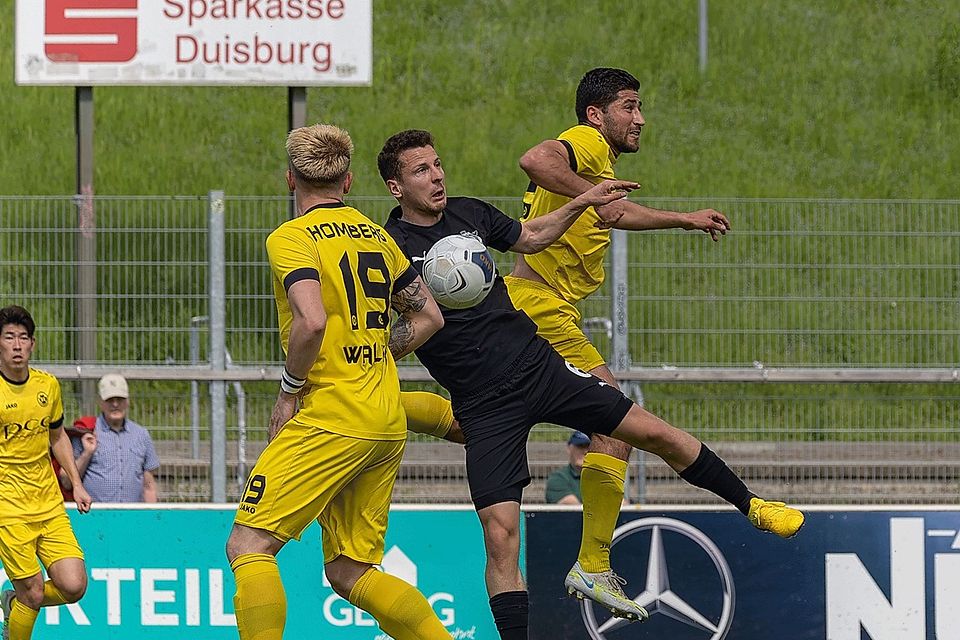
xmin=68 ymin=374 xmax=161 ymax=503
xmin=545 ymin=431 xmax=591 ymax=504
xmin=52 ymin=416 xmax=96 ymax=501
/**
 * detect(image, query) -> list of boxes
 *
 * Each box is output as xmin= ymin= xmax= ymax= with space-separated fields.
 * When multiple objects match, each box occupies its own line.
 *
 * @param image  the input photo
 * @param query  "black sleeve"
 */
xmin=478 ymin=199 xmax=522 ymax=252
xmin=283 ymin=267 xmax=320 ymax=292
xmin=393 ymin=264 xmax=418 ymax=292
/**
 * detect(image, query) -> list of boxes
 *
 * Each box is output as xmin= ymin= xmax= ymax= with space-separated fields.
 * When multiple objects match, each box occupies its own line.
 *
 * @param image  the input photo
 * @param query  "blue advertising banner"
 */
xmin=0 ymin=507 xmax=497 ymax=639
xmin=525 ymin=508 xmax=960 ymax=640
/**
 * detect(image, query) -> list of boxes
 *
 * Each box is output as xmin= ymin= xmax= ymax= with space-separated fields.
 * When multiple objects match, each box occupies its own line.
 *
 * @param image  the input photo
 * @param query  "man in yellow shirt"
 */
xmin=507 ymin=67 xmax=798 ymax=613
xmin=0 ymin=305 xmax=92 ymax=640
xmin=224 ymin=124 xmax=451 ymax=640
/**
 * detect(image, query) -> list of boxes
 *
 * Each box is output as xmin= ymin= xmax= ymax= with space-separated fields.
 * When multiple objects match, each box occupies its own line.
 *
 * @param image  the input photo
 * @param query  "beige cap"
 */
xmin=98 ymin=374 xmax=129 ymax=401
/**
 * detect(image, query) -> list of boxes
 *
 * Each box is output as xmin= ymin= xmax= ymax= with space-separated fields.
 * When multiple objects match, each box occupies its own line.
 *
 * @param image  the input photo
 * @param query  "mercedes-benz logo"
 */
xmin=580 ymin=516 xmax=735 ymax=640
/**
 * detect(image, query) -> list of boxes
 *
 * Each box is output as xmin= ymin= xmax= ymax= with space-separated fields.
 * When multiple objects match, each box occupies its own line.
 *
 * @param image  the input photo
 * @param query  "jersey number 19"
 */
xmin=337 ymin=251 xmax=390 ymax=331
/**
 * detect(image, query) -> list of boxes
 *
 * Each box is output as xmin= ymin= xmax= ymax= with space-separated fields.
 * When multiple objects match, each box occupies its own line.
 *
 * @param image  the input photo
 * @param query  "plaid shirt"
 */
xmin=73 ymin=414 xmax=160 ymax=502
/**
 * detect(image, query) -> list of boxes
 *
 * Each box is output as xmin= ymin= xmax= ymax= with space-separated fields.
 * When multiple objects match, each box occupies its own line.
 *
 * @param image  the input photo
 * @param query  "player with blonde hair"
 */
xmin=225 ymin=124 xmax=451 ymax=640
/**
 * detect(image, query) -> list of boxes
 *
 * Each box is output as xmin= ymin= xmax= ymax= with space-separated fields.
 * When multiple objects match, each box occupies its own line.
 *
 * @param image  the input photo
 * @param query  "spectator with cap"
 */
xmin=69 ymin=374 xmax=161 ymax=503
xmin=545 ymin=431 xmax=593 ymax=504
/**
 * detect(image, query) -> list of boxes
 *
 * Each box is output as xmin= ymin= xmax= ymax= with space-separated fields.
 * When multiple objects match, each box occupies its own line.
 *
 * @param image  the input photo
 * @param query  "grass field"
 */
xmin=2 ymin=1 xmax=959 ymax=198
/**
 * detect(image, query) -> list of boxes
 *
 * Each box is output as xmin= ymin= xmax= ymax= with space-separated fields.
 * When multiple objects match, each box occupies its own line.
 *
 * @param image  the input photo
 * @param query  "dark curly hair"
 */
xmin=378 ymin=129 xmax=436 ymax=182
xmin=575 ymin=68 xmax=641 ymax=123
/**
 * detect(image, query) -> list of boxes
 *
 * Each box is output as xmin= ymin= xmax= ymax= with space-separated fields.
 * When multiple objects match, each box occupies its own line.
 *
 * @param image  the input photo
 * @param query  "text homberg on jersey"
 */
xmin=305 ymin=221 xmax=388 ymax=243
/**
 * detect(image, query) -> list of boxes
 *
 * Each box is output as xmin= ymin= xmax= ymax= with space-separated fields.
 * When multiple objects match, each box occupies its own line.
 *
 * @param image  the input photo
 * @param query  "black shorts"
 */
xmin=451 ymin=338 xmax=634 ymax=510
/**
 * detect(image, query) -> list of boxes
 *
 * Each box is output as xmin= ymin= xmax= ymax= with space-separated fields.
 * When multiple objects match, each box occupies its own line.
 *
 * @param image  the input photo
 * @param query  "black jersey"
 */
xmin=384 ymin=197 xmax=540 ymax=398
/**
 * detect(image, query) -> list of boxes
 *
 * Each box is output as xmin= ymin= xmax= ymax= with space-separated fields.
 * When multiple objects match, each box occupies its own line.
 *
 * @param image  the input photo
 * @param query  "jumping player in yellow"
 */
xmin=508 ymin=67 xmax=802 ymax=613
xmin=0 ymin=305 xmax=92 ymax=640
xmin=224 ymin=124 xmax=450 ymax=640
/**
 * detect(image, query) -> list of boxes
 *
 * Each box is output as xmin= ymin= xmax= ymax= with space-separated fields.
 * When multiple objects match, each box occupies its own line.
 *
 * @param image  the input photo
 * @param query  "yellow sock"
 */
xmin=578 ymin=452 xmax=627 ymax=573
xmin=42 ymin=581 xmax=69 ymax=606
xmin=401 ymin=391 xmax=453 ymax=439
xmin=8 ymin=598 xmax=38 ymax=640
xmin=230 ymin=553 xmax=286 ymax=640
xmin=349 ymin=568 xmax=450 ymax=640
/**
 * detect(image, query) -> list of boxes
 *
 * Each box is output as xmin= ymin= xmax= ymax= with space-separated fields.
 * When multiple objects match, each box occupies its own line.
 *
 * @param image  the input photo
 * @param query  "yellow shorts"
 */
xmin=234 ymin=421 xmax=405 ymax=565
xmin=505 ymin=275 xmax=606 ymax=372
xmin=0 ymin=511 xmax=84 ymax=581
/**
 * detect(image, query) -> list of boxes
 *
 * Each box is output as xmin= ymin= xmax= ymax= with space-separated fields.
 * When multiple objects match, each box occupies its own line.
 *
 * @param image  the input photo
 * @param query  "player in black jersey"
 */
xmin=378 ymin=130 xmax=804 ymax=639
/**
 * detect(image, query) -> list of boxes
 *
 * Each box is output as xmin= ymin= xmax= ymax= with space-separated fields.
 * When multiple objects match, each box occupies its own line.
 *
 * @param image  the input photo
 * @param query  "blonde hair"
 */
xmin=286 ymin=124 xmax=353 ymax=187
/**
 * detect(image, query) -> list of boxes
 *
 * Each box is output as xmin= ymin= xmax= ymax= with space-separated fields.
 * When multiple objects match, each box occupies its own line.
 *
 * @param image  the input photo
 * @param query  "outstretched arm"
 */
xmin=389 ymin=275 xmax=444 ymax=360
xmin=606 ymin=200 xmax=730 ymax=239
xmin=510 ymin=179 xmax=639 ymax=254
xmin=520 ymin=139 xmax=730 ymax=239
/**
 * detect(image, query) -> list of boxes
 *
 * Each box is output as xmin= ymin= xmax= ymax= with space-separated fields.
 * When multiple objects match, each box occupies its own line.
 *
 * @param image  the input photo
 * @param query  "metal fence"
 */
xmin=1 ymin=194 xmax=957 ymax=504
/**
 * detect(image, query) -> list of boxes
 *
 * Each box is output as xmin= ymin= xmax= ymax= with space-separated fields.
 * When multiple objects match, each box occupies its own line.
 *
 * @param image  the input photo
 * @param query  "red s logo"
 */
xmin=45 ymin=0 xmax=138 ymax=63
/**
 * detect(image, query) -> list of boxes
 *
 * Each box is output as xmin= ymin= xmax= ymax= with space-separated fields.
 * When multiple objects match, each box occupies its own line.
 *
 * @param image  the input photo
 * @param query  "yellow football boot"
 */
xmin=748 ymin=497 xmax=805 ymax=538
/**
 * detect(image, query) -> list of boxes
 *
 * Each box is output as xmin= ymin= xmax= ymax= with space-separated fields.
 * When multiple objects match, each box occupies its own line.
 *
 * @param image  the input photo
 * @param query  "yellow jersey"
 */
xmin=521 ymin=124 xmax=618 ymax=303
xmin=0 ymin=368 xmax=66 ymax=525
xmin=266 ymin=202 xmax=417 ymax=441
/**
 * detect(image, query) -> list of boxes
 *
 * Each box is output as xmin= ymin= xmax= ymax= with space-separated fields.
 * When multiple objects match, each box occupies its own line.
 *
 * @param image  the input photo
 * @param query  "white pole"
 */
xmin=699 ymin=0 xmax=708 ymax=73
xmin=208 ymin=191 xmax=227 ymax=503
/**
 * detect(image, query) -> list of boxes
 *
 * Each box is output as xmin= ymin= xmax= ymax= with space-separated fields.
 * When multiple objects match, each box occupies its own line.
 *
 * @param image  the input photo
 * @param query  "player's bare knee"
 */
xmin=225 ymin=532 xmax=243 ymax=563
xmin=17 ymin=581 xmax=44 ymax=610
xmin=57 ymin=573 xmax=87 ymax=603
xmin=588 ymin=431 xmax=632 ymax=460
xmin=485 ymin=522 xmax=517 ymax=548
xmin=225 ymin=524 xmax=280 ymax=563
xmin=324 ymin=567 xmax=352 ymax=599
xmin=481 ymin=521 xmax=519 ymax=567
xmin=62 ymin=585 xmax=86 ymax=603
xmin=327 ymin=580 xmax=350 ymax=600
xmin=325 ymin=558 xmax=372 ymax=599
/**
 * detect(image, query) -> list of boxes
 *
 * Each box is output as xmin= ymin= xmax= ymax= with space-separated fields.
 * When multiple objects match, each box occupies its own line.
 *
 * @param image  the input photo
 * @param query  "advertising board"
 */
xmin=15 ymin=0 xmax=372 ymax=86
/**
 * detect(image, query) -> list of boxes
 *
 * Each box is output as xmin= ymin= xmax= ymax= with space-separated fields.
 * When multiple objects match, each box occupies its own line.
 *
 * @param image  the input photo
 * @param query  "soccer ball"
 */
xmin=422 ymin=234 xmax=497 ymax=309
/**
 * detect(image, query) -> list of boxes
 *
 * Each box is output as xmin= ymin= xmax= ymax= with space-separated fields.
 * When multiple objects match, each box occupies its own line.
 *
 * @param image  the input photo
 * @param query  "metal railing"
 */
xmin=1 ymin=193 xmax=957 ymax=504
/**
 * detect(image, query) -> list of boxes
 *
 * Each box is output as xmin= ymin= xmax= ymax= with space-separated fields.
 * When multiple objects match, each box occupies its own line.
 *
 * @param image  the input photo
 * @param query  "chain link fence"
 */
xmin=1 ymin=195 xmax=957 ymax=504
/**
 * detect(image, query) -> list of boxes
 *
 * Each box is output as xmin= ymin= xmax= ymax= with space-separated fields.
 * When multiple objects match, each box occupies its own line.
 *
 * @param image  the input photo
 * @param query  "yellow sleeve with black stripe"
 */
xmin=266 ymin=206 xmax=412 ymax=440
xmin=559 ymin=124 xmax=615 ymax=179
xmin=265 ymin=221 xmax=321 ymax=352
xmin=520 ymin=124 xmax=618 ymax=302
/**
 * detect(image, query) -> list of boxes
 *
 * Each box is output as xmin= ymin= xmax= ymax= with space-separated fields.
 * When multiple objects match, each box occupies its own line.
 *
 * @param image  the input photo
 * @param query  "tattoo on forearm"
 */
xmin=391 ymin=279 xmax=428 ymax=315
xmin=389 ymin=316 xmax=415 ymax=358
